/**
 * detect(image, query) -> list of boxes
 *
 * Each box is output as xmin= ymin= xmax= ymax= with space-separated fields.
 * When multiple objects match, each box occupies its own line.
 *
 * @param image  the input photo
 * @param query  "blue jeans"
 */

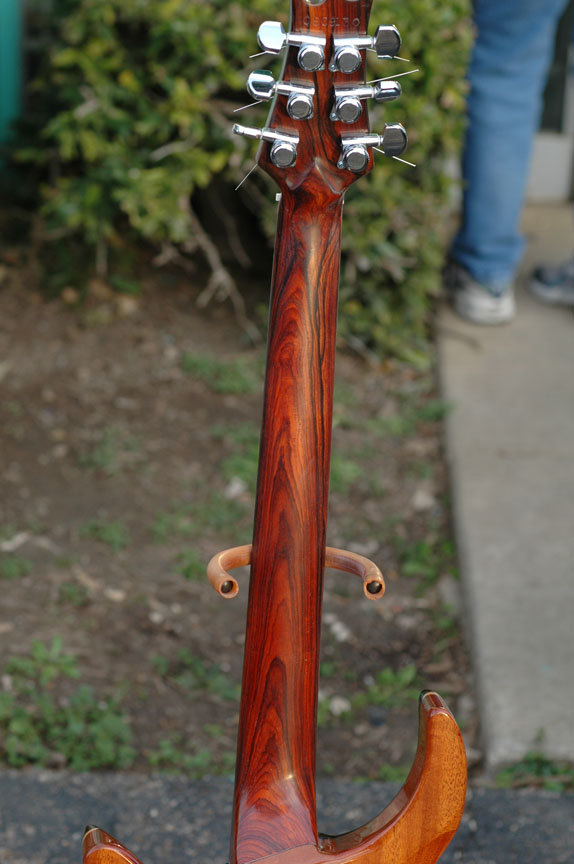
xmin=451 ymin=0 xmax=569 ymax=289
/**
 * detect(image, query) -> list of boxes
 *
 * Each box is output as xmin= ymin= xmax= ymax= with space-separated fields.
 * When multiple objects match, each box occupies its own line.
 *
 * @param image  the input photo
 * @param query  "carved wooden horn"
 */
xmin=83 ymin=826 xmax=144 ymax=864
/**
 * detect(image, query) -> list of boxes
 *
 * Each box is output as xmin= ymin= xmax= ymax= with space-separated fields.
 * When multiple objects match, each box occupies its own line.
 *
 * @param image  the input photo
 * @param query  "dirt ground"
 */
xmin=0 ymin=263 xmax=479 ymax=782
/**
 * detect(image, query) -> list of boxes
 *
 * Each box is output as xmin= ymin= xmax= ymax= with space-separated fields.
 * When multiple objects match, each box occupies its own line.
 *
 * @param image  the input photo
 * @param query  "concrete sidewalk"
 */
xmin=439 ymin=204 xmax=574 ymax=769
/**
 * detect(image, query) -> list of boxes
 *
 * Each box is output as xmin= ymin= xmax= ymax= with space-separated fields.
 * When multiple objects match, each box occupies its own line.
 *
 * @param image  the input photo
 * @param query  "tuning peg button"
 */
xmin=257 ymin=21 xmax=326 ymax=71
xmin=373 ymin=25 xmax=402 ymax=59
xmin=338 ymin=123 xmax=408 ymax=171
xmin=232 ymin=123 xmax=299 ymax=168
xmin=287 ymin=92 xmax=314 ymax=120
xmin=330 ymin=25 xmax=402 ymax=73
xmin=331 ymin=45 xmax=362 ymax=75
xmin=379 ymin=123 xmax=409 ymax=157
xmin=247 ymin=71 xmax=315 ymax=120
xmin=331 ymin=81 xmax=402 ymax=123
xmin=341 ymin=144 xmax=370 ymax=172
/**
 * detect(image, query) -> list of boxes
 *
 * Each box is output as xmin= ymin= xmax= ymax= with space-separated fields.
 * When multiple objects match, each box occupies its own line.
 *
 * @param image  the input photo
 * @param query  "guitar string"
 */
xmin=366 ymin=48 xmax=411 ymax=61
xmin=368 ymin=68 xmax=419 ymax=84
xmin=235 ymin=162 xmax=259 ymax=191
xmin=373 ymin=147 xmax=417 ymax=167
xmin=391 ymin=155 xmax=417 ymax=167
xmin=234 ymin=101 xmax=261 ymax=113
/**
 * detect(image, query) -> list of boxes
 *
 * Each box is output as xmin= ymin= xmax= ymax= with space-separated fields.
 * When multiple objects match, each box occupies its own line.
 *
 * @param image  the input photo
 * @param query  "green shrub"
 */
xmin=0 ymin=637 xmax=134 ymax=769
xmin=15 ymin=0 xmax=470 ymax=359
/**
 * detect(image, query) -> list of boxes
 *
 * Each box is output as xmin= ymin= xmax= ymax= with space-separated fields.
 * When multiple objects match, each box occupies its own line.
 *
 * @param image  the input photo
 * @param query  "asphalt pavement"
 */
xmin=0 ymin=772 xmax=572 ymax=864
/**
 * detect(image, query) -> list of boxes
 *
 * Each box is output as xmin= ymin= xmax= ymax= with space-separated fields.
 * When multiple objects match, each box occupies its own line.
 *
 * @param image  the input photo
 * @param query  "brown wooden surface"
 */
xmin=82 ymin=693 xmax=466 ymax=864
xmin=231 ymin=185 xmax=343 ymax=864
xmin=207 ymin=544 xmax=385 ymax=599
xmin=231 ymin=0 xmax=376 ymax=859
xmin=237 ymin=694 xmax=466 ymax=864
xmin=83 ymin=827 xmax=144 ymax=864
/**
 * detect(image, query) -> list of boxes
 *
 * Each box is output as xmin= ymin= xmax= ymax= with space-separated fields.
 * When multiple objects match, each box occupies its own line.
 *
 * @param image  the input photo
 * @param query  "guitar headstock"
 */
xmin=233 ymin=0 xmax=407 ymax=199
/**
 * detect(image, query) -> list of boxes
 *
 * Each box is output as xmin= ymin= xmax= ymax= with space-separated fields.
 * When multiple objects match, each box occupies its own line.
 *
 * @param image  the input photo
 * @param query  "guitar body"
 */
xmin=82 ymin=1 xmax=467 ymax=862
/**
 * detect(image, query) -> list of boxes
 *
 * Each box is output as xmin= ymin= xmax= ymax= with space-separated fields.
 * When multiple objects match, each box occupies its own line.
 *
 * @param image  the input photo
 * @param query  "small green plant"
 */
xmin=78 ymin=425 xmax=140 ymax=475
xmin=0 ymin=555 xmax=32 ymax=580
xmin=151 ymin=654 xmax=170 ymax=677
xmin=209 ymin=423 xmax=259 ymax=492
xmin=378 ymin=763 xmax=410 ymax=783
xmin=148 ymin=735 xmax=235 ymax=778
xmin=320 ymin=661 xmax=338 ymax=679
xmin=429 ymin=604 xmax=460 ymax=664
xmin=367 ymin=396 xmax=453 ymax=439
xmin=0 ymin=638 xmax=134 ymax=769
xmin=330 ymin=452 xmax=365 ymax=494
xmin=221 ymin=450 xmax=259 ymax=491
xmin=353 ymin=665 xmax=421 ymax=712
xmin=80 ymin=518 xmax=129 ymax=553
xmin=152 ymin=505 xmax=196 ymax=542
xmin=58 ymin=581 xmax=90 ymax=607
xmin=405 ymin=460 xmax=434 ymax=480
xmin=182 ymin=353 xmax=257 ymax=394
xmin=0 ymin=524 xmax=18 ymax=542
xmin=495 ymin=752 xmax=574 ymax=793
xmin=152 ymin=493 xmax=246 ymax=543
xmin=317 ymin=696 xmax=332 ymax=728
xmin=5 ymin=636 xmax=79 ymax=686
xmin=394 ymin=531 xmax=457 ymax=594
xmin=332 ymin=382 xmax=361 ymax=430
xmin=154 ymin=648 xmax=240 ymax=702
xmin=176 ymin=549 xmax=205 ymax=581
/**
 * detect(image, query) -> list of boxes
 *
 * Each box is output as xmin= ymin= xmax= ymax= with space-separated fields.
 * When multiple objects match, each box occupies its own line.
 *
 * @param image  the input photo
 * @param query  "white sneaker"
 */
xmin=530 ymin=260 xmax=574 ymax=305
xmin=445 ymin=263 xmax=515 ymax=325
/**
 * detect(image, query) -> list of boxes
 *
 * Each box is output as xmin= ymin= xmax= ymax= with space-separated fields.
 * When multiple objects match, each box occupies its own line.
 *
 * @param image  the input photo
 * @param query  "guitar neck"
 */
xmin=231 ymin=187 xmax=344 ymax=864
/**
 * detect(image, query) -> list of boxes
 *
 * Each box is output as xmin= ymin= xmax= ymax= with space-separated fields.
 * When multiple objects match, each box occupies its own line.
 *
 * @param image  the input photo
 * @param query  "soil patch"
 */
xmin=0 ymin=270 xmax=479 ymax=781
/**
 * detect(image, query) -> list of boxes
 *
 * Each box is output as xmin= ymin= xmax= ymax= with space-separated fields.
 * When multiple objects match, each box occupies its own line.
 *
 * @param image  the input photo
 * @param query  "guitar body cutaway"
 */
xmin=83 ymin=692 xmax=466 ymax=864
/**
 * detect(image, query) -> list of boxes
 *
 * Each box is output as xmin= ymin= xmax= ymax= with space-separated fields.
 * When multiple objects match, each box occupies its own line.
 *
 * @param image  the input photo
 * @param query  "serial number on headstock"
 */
xmin=302 ymin=16 xmax=362 ymax=29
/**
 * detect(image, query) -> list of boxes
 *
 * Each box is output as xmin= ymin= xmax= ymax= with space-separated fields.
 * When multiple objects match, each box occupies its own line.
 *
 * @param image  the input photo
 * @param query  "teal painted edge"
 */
xmin=0 ymin=0 xmax=23 ymax=144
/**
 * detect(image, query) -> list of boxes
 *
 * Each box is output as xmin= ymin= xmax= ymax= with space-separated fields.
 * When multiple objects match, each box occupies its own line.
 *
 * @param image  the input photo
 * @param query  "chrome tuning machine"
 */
xmin=338 ymin=124 xmax=408 ymax=172
xmin=330 ymin=25 xmax=401 ymax=74
xmin=257 ymin=21 xmax=326 ymax=72
xmin=232 ymin=123 xmax=299 ymax=168
xmin=331 ymin=80 xmax=401 ymax=124
xmin=247 ymin=70 xmax=315 ymax=120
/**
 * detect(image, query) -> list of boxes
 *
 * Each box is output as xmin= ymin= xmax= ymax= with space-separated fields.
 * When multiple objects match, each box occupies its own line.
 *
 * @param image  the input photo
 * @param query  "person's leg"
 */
xmin=451 ymin=0 xmax=569 ymax=290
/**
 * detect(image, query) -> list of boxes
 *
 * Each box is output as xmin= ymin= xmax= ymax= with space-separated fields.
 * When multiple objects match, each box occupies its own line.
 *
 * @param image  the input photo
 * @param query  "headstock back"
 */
xmin=234 ymin=0 xmax=407 ymax=201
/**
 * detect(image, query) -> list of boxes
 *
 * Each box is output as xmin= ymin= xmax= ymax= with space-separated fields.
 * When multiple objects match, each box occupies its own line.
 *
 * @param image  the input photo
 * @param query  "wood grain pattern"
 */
xmin=232 ymin=2 xmax=378 ymax=858
xmin=236 ymin=693 xmax=467 ymax=864
xmin=231 ymin=185 xmax=344 ymax=864
xmin=82 ymin=694 xmax=466 ymax=864
xmin=83 ymin=827 xmax=144 ymax=864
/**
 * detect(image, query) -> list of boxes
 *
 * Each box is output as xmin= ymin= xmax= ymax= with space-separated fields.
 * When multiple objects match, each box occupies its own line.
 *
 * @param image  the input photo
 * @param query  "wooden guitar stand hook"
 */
xmin=207 ymin=544 xmax=386 ymax=600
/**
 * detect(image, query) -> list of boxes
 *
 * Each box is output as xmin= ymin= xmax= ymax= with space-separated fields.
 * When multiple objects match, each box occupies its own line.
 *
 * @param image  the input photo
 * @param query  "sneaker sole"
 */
xmin=530 ymin=279 xmax=574 ymax=306
xmin=453 ymin=292 xmax=516 ymax=325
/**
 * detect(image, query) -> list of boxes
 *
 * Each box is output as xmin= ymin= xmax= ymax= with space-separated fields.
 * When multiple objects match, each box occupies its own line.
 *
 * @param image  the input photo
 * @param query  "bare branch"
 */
xmin=184 ymin=199 xmax=261 ymax=343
